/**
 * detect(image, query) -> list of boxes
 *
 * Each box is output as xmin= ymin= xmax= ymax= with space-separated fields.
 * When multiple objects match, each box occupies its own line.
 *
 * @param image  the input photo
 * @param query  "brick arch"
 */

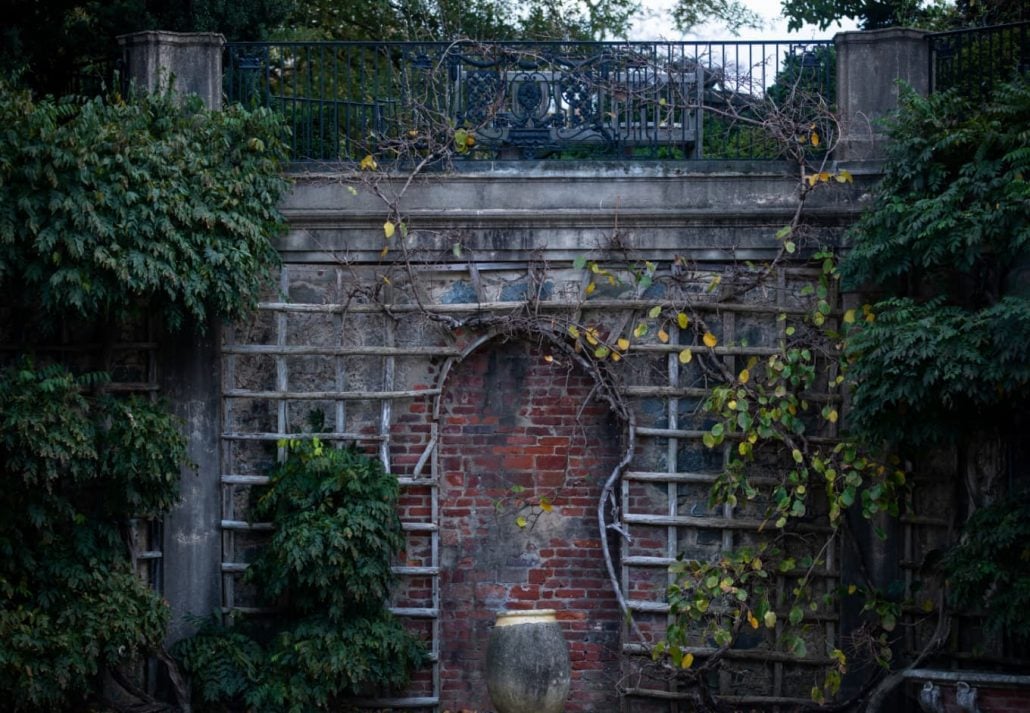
xmin=436 ymin=335 xmax=623 ymax=713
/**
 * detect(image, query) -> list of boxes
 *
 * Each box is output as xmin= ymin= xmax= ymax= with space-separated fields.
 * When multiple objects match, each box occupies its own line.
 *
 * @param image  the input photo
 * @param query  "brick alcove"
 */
xmin=437 ymin=337 xmax=624 ymax=712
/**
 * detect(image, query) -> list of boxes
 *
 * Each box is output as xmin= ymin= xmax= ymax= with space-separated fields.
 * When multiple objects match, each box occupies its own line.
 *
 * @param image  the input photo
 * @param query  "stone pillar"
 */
xmin=835 ymin=28 xmax=930 ymax=161
xmin=156 ymin=321 xmax=223 ymax=643
xmin=116 ymin=30 xmax=227 ymax=641
xmin=117 ymin=31 xmax=224 ymax=110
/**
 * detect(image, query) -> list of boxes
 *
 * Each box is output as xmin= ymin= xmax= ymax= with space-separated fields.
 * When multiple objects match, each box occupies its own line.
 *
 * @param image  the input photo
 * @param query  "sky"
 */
xmin=627 ymin=0 xmax=860 ymax=41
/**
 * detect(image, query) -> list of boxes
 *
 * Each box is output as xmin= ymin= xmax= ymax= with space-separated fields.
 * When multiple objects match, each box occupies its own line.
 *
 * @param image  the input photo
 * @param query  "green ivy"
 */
xmin=840 ymin=79 xmax=1030 ymax=446
xmin=0 ymin=82 xmax=290 ymax=331
xmin=174 ymin=440 xmax=427 ymax=712
xmin=0 ymin=361 xmax=186 ymax=711
xmin=942 ymin=490 xmax=1030 ymax=645
xmin=840 ymin=82 xmax=1030 ymax=290
xmin=845 ymin=296 xmax=1030 ymax=443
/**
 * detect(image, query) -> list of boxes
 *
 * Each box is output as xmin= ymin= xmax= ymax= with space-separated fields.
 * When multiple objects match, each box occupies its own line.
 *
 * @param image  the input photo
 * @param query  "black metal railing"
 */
xmin=223 ymin=40 xmax=834 ymax=163
xmin=929 ymin=21 xmax=1030 ymax=99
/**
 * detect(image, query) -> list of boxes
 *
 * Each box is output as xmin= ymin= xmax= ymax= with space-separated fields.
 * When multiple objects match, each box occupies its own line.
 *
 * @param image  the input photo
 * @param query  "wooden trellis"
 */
xmin=219 ymin=261 xmax=847 ymax=711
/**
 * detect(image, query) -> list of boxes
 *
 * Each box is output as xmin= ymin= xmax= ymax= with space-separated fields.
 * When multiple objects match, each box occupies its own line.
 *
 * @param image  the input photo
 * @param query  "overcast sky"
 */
xmin=627 ymin=0 xmax=860 ymax=41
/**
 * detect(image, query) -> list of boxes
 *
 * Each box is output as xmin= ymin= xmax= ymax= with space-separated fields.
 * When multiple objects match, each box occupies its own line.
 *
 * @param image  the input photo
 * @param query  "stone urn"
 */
xmin=486 ymin=609 xmax=571 ymax=713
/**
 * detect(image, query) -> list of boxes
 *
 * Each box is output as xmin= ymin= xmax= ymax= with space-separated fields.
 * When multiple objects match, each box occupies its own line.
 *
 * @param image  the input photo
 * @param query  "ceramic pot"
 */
xmin=486 ymin=609 xmax=571 ymax=713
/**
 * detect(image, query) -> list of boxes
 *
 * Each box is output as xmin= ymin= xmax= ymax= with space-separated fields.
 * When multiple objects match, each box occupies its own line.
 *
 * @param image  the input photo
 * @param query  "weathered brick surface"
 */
xmin=437 ymin=339 xmax=623 ymax=712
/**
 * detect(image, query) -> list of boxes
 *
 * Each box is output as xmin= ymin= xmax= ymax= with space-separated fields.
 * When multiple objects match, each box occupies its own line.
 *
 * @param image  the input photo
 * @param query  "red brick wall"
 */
xmin=438 ymin=339 xmax=623 ymax=712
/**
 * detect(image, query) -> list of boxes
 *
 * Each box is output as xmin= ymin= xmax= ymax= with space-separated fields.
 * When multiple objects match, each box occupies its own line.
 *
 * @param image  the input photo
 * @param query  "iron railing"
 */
xmin=224 ymin=40 xmax=834 ymax=162
xmin=929 ymin=21 xmax=1030 ymax=98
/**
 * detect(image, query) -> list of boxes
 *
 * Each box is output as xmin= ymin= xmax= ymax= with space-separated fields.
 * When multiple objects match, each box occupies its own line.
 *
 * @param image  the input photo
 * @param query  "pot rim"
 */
xmin=494 ymin=609 xmax=559 ymax=627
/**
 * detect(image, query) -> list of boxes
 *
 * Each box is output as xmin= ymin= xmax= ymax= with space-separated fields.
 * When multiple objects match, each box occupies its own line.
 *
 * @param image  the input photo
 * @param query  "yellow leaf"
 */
xmin=516 ymin=516 xmax=527 ymax=528
xmin=677 ymin=312 xmax=689 ymax=329
xmin=818 ymin=171 xmax=831 ymax=182
xmin=585 ymin=330 xmax=599 ymax=346
xmin=611 ymin=351 xmax=622 ymax=362
xmin=678 ymin=348 xmax=692 ymax=364
xmin=617 ymin=338 xmax=630 ymax=351
xmin=835 ymin=169 xmax=854 ymax=183
xmin=657 ymin=329 xmax=669 ymax=343
xmin=827 ymin=409 xmax=839 ymax=423
xmin=540 ymin=497 xmax=553 ymax=512
xmin=383 ymin=221 xmax=395 ymax=239
xmin=738 ymin=441 xmax=749 ymax=456
xmin=847 ymin=584 xmax=857 ymax=595
xmin=811 ymin=131 xmax=820 ymax=147
xmin=739 ymin=368 xmax=750 ymax=384
xmin=360 ymin=154 xmax=378 ymax=171
xmin=748 ymin=612 xmax=759 ymax=629
xmin=843 ymin=308 xmax=856 ymax=324
xmin=382 ymin=275 xmax=391 ymax=285
xmin=806 ymin=174 xmax=818 ymax=187
xmin=681 ymin=652 xmax=694 ymax=669
xmin=379 ymin=245 xmax=389 ymax=258
xmin=764 ymin=611 xmax=777 ymax=628
xmin=544 ymin=355 xmax=554 ymax=363
xmin=568 ymin=325 xmax=580 ymax=339
xmin=585 ymin=281 xmax=596 ymax=294
xmin=703 ymin=332 xmax=718 ymax=348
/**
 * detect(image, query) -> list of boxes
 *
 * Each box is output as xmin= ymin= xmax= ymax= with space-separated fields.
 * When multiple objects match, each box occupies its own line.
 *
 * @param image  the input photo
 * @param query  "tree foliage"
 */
xmin=0 ymin=83 xmax=289 ymax=332
xmin=284 ymin=0 xmax=641 ymax=41
xmin=0 ymin=361 xmax=187 ymax=711
xmin=174 ymin=439 xmax=427 ymax=712
xmin=840 ymin=80 xmax=1030 ymax=445
xmin=781 ymin=0 xmax=1029 ymax=32
xmin=0 ymin=0 xmax=295 ymax=94
xmin=671 ymin=0 xmax=762 ymax=35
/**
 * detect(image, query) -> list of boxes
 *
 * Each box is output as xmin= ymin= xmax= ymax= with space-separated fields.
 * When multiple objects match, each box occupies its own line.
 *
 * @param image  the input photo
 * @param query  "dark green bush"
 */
xmin=0 ymin=83 xmax=290 ymax=331
xmin=174 ymin=440 xmax=426 ymax=712
xmin=0 ymin=362 xmax=187 ymax=711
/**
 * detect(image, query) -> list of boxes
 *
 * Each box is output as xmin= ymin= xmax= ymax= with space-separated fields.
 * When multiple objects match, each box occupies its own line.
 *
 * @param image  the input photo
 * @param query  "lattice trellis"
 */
xmin=617 ymin=266 xmax=841 ymax=710
xmin=216 ymin=260 xmax=894 ymax=711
